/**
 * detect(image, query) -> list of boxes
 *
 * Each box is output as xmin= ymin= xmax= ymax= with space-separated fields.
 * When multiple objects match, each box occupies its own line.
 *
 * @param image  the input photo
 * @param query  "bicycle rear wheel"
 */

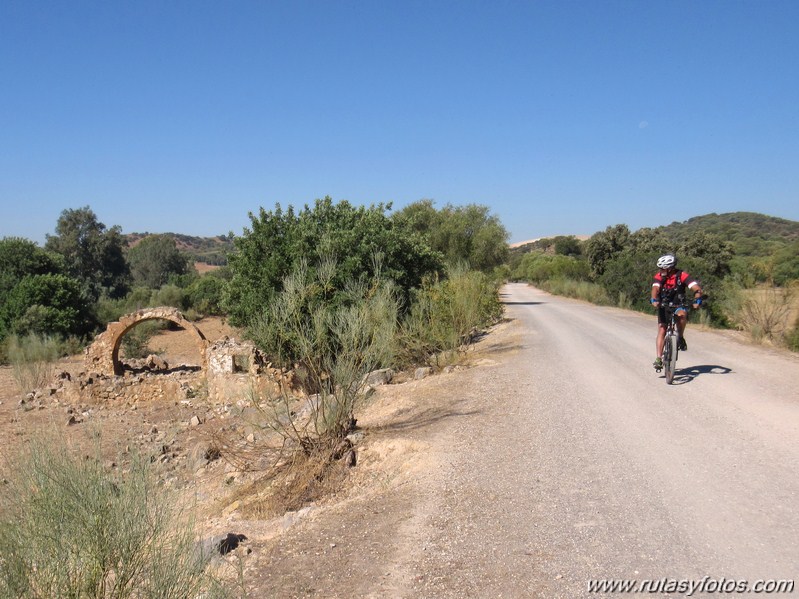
xmin=664 ymin=334 xmax=678 ymax=384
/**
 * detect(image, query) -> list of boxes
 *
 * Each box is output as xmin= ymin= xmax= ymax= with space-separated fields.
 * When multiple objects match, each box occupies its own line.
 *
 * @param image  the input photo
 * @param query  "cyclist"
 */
xmin=650 ymin=254 xmax=703 ymax=370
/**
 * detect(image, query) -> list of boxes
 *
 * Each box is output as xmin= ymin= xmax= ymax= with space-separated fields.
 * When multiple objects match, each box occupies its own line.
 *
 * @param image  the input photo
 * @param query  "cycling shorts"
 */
xmin=658 ymin=305 xmax=686 ymax=325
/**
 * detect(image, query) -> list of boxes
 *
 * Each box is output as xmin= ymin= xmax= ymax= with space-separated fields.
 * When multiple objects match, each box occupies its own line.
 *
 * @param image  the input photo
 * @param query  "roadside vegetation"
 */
xmin=216 ymin=197 xmax=505 ymax=515
xmin=0 ymin=197 xmax=506 ymax=591
xmin=0 ymin=438 xmax=229 ymax=599
xmin=510 ymin=212 xmax=799 ymax=351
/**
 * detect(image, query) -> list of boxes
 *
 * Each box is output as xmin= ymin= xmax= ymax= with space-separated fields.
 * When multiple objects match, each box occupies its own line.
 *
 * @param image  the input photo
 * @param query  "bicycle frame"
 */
xmin=661 ymin=302 xmax=690 ymax=384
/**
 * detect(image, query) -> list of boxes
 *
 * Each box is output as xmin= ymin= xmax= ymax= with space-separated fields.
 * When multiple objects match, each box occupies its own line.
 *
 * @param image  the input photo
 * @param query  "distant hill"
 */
xmin=510 ymin=235 xmax=590 ymax=255
xmin=655 ymin=212 xmax=799 ymax=257
xmin=510 ymin=213 xmax=798 ymax=259
xmin=125 ymin=233 xmax=234 ymax=266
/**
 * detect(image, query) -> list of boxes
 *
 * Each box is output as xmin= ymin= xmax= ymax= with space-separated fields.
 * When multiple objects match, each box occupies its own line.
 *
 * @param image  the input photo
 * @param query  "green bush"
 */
xmin=0 ymin=237 xmax=62 ymax=300
xmin=598 ymin=251 xmax=657 ymax=311
xmin=0 ymin=440 xmax=227 ymax=599
xmin=186 ymin=276 xmax=227 ymax=316
xmin=515 ymin=252 xmax=589 ymax=284
xmin=120 ymin=321 xmax=164 ymax=360
xmin=225 ymin=197 xmax=442 ymax=327
xmin=1 ymin=273 xmax=96 ymax=340
xmin=96 ymin=287 xmax=155 ymax=325
xmin=150 ymin=284 xmax=187 ymax=310
xmin=95 ymin=283 xmax=192 ymax=330
xmin=539 ymin=278 xmax=610 ymax=305
xmin=399 ymin=265 xmax=502 ymax=366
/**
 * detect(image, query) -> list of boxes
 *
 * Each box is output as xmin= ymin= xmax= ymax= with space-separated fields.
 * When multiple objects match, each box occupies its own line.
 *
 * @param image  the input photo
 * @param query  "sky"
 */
xmin=1 ymin=0 xmax=798 ymax=246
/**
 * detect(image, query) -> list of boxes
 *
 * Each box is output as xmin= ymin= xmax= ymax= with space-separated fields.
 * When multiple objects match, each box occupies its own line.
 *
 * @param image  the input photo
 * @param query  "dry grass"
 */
xmin=734 ymin=285 xmax=799 ymax=345
xmin=194 ymin=262 xmax=222 ymax=274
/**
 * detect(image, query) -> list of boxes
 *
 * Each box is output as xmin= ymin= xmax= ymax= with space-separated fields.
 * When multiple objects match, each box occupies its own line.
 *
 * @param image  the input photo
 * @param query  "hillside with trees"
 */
xmin=657 ymin=212 xmax=798 ymax=254
xmin=126 ymin=232 xmax=233 ymax=266
xmin=511 ymin=212 xmax=799 ymax=351
xmin=654 ymin=212 xmax=799 ymax=286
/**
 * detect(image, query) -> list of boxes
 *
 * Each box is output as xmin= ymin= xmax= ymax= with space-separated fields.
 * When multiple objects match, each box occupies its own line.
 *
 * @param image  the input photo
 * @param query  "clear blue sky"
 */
xmin=2 ymin=0 xmax=797 ymax=245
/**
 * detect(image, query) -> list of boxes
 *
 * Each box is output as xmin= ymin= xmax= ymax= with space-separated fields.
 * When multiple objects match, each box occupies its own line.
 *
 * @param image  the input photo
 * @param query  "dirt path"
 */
xmin=240 ymin=283 xmax=799 ymax=598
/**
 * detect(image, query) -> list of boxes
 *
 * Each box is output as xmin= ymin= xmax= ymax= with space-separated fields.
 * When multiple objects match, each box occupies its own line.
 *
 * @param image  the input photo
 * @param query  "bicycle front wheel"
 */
xmin=664 ymin=334 xmax=678 ymax=384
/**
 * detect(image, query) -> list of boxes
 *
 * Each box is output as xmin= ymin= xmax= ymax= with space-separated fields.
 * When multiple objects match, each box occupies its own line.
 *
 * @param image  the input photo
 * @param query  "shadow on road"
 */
xmin=502 ymin=301 xmax=546 ymax=306
xmin=372 ymin=408 xmax=482 ymax=434
xmin=670 ymin=364 xmax=733 ymax=385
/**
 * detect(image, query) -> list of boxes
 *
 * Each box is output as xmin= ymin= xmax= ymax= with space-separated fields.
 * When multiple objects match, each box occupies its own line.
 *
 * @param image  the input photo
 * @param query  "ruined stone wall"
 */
xmin=60 ymin=372 xmax=199 ymax=405
xmin=85 ymin=307 xmax=208 ymax=376
xmin=206 ymin=337 xmax=290 ymax=403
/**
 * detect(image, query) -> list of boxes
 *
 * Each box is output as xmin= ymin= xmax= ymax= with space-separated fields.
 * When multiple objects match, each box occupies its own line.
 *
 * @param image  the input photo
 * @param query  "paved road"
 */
xmin=258 ymin=283 xmax=799 ymax=598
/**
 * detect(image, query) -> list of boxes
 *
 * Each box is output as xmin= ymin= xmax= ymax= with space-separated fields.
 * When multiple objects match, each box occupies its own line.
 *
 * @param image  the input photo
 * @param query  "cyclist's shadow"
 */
xmin=671 ymin=364 xmax=732 ymax=385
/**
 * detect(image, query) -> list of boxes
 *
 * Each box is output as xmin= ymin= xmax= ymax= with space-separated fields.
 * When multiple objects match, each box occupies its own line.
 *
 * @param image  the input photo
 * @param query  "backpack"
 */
xmin=658 ymin=269 xmax=687 ymax=304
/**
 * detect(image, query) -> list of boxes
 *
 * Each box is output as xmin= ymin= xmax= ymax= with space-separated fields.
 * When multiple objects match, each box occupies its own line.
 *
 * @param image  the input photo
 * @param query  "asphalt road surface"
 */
xmin=260 ymin=283 xmax=799 ymax=598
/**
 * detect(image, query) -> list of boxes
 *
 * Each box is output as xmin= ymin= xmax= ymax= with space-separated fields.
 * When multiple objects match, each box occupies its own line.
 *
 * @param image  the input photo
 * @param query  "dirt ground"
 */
xmin=4 ymin=298 xmax=797 ymax=597
xmin=0 ymin=315 xmax=475 ymax=596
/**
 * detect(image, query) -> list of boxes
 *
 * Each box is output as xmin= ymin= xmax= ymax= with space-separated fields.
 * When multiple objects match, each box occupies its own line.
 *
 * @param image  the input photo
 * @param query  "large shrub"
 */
xmin=186 ymin=275 xmax=227 ymax=316
xmin=599 ymin=250 xmax=660 ymax=310
xmin=248 ymin=260 xmax=400 ymax=438
xmin=0 ymin=237 xmax=62 ymax=297
xmin=127 ymin=235 xmax=193 ymax=289
xmin=0 ymin=274 xmax=95 ymax=340
xmin=399 ymin=265 xmax=503 ymax=366
xmin=225 ymin=197 xmax=442 ymax=327
xmin=515 ymin=252 xmax=589 ymax=284
xmin=393 ymin=199 xmax=509 ymax=272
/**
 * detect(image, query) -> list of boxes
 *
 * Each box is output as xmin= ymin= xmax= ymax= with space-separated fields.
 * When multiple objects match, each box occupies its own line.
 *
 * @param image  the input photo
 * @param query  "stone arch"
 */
xmin=85 ymin=307 xmax=209 ymax=376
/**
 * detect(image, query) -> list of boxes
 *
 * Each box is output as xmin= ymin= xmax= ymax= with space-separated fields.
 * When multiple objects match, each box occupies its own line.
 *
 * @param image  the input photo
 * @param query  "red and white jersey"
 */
xmin=652 ymin=269 xmax=699 ymax=300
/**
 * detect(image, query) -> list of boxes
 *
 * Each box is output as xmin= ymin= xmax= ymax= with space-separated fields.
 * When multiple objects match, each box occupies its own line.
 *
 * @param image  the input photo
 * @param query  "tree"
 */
xmin=677 ymin=232 xmax=734 ymax=282
xmin=45 ymin=207 xmax=130 ymax=300
xmin=394 ymin=200 xmax=509 ymax=272
xmin=186 ymin=276 xmax=227 ymax=316
xmin=599 ymin=251 xmax=658 ymax=310
xmin=553 ymin=236 xmax=582 ymax=257
xmin=127 ymin=235 xmax=193 ymax=289
xmin=225 ymin=197 xmax=442 ymax=327
xmin=0 ymin=237 xmax=62 ymax=299
xmin=0 ymin=274 xmax=95 ymax=339
xmin=0 ymin=238 xmax=66 ymax=340
xmin=585 ymin=224 xmax=631 ymax=278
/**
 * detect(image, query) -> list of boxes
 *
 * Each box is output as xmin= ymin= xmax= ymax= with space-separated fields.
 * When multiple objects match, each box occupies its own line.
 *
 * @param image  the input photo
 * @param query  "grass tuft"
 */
xmin=0 ymin=437 xmax=228 ymax=599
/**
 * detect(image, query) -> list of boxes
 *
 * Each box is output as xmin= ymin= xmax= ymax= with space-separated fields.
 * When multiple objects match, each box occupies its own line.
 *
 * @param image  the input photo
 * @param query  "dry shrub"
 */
xmin=0 ymin=437 xmax=229 ymax=599
xmin=734 ymin=284 xmax=797 ymax=344
xmin=222 ymin=259 xmax=397 ymax=515
xmin=236 ymin=440 xmax=353 ymax=518
xmin=6 ymin=333 xmax=60 ymax=392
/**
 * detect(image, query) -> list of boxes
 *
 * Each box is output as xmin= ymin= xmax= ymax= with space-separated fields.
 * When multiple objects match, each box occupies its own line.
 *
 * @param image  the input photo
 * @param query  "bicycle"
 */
xmin=657 ymin=301 xmax=692 ymax=384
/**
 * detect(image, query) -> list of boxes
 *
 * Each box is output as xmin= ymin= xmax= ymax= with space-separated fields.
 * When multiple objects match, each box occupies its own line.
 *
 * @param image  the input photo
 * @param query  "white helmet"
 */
xmin=657 ymin=254 xmax=677 ymax=269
